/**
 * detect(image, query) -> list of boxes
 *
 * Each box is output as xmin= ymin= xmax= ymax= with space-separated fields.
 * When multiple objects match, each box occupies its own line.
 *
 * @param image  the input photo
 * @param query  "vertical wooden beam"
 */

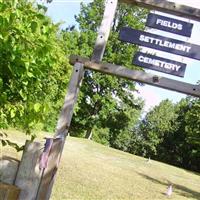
xmin=55 ymin=62 xmax=85 ymax=138
xmin=14 ymin=141 xmax=43 ymax=200
xmin=35 ymin=62 xmax=85 ymax=200
xmin=92 ymin=0 xmax=118 ymax=61
xmin=35 ymin=138 xmax=63 ymax=200
xmin=0 ymin=157 xmax=20 ymax=185
xmin=35 ymin=1 xmax=118 ymax=198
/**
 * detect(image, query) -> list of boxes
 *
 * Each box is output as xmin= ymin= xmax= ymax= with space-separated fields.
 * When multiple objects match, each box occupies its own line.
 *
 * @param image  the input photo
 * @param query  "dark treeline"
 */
xmin=1 ymin=0 xmax=199 ymax=172
xmin=129 ymin=98 xmax=200 ymax=173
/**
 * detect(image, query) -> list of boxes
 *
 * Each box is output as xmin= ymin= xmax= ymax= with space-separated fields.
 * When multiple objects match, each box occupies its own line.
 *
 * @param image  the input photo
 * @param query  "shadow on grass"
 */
xmin=0 ymin=156 xmax=20 ymax=184
xmin=137 ymin=172 xmax=200 ymax=199
xmin=0 ymin=155 xmax=20 ymax=162
xmin=183 ymin=169 xmax=200 ymax=177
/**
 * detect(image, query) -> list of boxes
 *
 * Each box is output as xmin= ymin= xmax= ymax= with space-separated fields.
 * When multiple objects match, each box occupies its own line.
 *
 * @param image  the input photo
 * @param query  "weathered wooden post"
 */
xmin=92 ymin=0 xmax=118 ymax=62
xmin=34 ymin=62 xmax=85 ymax=200
xmin=119 ymin=0 xmax=200 ymax=21
xmin=14 ymin=141 xmax=44 ymax=200
xmin=0 ymin=157 xmax=19 ymax=185
xmin=35 ymin=1 xmax=119 ymax=199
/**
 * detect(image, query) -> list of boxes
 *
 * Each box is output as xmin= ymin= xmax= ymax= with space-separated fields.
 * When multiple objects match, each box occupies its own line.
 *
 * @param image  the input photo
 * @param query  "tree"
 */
xmin=0 ymin=0 xmax=70 ymax=139
xmin=184 ymin=97 xmax=200 ymax=171
xmin=157 ymin=97 xmax=200 ymax=172
xmin=155 ymin=99 xmax=190 ymax=167
xmin=105 ymin=94 xmax=144 ymax=151
xmin=136 ymin=97 xmax=200 ymax=172
xmin=62 ymin=0 xmax=148 ymax=146
xmin=137 ymin=99 xmax=177 ymax=157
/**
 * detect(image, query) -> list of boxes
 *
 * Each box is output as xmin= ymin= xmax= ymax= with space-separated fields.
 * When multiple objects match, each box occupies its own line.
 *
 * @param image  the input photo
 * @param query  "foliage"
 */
xmin=106 ymin=95 xmax=143 ymax=151
xmin=136 ymin=97 xmax=200 ymax=172
xmin=154 ymin=98 xmax=200 ymax=172
xmin=63 ymin=0 xmax=147 ymax=149
xmin=184 ymin=98 xmax=200 ymax=171
xmin=185 ymin=98 xmax=200 ymax=144
xmin=0 ymin=0 xmax=70 ymax=137
xmin=137 ymin=99 xmax=177 ymax=156
xmin=91 ymin=127 xmax=110 ymax=146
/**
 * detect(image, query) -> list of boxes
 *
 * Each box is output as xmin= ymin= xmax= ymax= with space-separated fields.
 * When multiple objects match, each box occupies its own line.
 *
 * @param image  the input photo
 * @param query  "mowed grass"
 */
xmin=1 ymin=129 xmax=200 ymax=200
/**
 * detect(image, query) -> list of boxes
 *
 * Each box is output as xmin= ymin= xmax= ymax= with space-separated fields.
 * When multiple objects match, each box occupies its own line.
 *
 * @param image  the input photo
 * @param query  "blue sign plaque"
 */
xmin=133 ymin=52 xmax=186 ymax=77
xmin=146 ymin=13 xmax=193 ymax=37
xmin=119 ymin=27 xmax=200 ymax=61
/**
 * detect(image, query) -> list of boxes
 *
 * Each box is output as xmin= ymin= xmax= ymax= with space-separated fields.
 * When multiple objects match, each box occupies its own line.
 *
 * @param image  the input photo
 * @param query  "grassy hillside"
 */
xmin=1 ymin=130 xmax=200 ymax=200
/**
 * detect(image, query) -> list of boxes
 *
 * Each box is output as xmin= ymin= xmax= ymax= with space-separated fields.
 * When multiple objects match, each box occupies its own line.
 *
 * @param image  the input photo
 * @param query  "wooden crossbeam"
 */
xmin=119 ymin=0 xmax=200 ymax=21
xmin=70 ymin=55 xmax=200 ymax=98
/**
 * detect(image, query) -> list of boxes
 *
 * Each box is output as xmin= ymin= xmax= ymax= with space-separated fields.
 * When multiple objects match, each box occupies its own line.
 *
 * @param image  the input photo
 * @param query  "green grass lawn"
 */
xmin=1 ymin=129 xmax=200 ymax=200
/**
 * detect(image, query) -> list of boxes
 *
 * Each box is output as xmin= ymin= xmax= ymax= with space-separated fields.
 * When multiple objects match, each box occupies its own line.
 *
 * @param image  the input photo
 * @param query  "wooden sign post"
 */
xmin=34 ymin=0 xmax=200 ymax=199
xmin=35 ymin=63 xmax=85 ymax=200
xmin=92 ymin=0 xmax=118 ymax=61
xmin=34 ymin=1 xmax=119 ymax=199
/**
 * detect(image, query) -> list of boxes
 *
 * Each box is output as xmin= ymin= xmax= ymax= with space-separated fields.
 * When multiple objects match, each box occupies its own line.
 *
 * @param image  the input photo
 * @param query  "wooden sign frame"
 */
xmin=39 ymin=1 xmax=200 ymax=199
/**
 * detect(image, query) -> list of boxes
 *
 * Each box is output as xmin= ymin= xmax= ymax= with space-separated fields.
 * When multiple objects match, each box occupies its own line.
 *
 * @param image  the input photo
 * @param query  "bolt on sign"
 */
xmin=133 ymin=52 xmax=186 ymax=77
xmin=146 ymin=13 xmax=193 ymax=37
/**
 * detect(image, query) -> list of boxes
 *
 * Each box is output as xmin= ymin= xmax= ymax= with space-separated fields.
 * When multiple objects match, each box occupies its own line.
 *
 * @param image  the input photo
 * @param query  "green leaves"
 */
xmin=0 ymin=0 xmax=70 ymax=139
xmin=10 ymin=109 xmax=16 ymax=118
xmin=27 ymin=71 xmax=34 ymax=78
xmin=0 ymin=78 xmax=3 ymax=89
xmin=34 ymin=103 xmax=41 ymax=113
xmin=67 ymin=0 xmax=146 ymax=146
xmin=31 ymin=21 xmax=38 ymax=33
xmin=136 ymin=97 xmax=200 ymax=172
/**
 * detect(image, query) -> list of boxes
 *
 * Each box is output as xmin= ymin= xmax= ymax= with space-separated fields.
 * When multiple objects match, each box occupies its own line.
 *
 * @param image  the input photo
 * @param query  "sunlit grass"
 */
xmin=1 ymin=130 xmax=200 ymax=200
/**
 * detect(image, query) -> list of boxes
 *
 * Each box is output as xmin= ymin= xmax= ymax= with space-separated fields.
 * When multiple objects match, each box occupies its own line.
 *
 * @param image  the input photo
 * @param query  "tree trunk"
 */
xmin=85 ymin=128 xmax=93 ymax=139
